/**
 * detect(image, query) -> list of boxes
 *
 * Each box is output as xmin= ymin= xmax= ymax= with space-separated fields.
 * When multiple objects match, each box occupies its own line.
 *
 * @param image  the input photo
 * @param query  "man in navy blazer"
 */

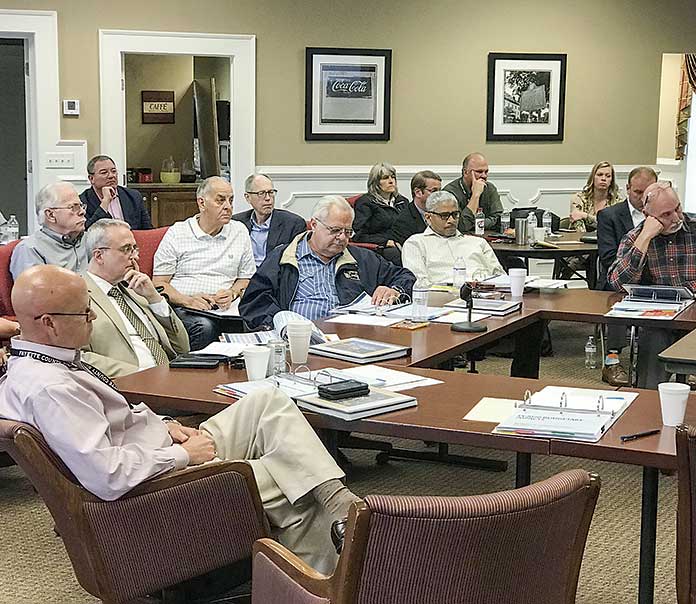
xmin=81 ymin=155 xmax=153 ymax=231
xmin=391 ymin=170 xmax=441 ymax=245
xmin=232 ymin=173 xmax=306 ymax=267
xmin=596 ymin=166 xmax=657 ymax=385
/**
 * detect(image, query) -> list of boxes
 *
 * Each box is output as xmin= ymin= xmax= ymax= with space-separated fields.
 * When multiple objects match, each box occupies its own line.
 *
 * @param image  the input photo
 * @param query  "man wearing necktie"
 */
xmin=81 ymin=218 xmax=189 ymax=378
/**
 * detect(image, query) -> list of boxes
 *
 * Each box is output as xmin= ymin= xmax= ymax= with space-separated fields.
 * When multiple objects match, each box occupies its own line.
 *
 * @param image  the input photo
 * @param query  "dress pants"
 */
xmin=199 ymin=387 xmax=344 ymax=574
xmin=605 ymin=324 xmax=627 ymax=353
xmin=635 ymin=328 xmax=683 ymax=389
xmin=510 ymin=320 xmax=544 ymax=379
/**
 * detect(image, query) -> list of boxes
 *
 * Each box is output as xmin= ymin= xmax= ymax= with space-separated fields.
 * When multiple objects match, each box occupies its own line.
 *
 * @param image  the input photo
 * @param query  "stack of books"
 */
xmin=295 ymin=387 xmax=417 ymax=420
xmin=308 ymin=338 xmax=410 ymax=363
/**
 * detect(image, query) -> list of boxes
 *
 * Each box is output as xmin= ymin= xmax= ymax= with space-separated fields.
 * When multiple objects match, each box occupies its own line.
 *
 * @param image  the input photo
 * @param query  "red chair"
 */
xmin=0 ymin=240 xmax=20 ymax=318
xmin=346 ymin=194 xmax=379 ymax=252
xmin=133 ymin=227 xmax=169 ymax=278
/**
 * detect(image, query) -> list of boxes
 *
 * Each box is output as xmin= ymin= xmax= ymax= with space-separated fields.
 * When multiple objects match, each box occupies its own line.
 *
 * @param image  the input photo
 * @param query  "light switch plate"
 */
xmin=62 ymin=99 xmax=80 ymax=116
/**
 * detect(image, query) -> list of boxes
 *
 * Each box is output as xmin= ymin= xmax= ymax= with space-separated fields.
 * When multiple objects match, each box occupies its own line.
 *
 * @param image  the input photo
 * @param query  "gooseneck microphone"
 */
xmin=451 ymin=282 xmax=488 ymax=333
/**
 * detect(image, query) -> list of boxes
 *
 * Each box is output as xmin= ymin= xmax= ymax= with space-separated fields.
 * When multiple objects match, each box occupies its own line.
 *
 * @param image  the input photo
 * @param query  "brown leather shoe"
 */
xmin=602 ymin=363 xmax=628 ymax=387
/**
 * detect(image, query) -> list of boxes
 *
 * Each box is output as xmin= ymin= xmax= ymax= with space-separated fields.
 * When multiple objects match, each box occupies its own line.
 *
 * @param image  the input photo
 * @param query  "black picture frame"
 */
xmin=486 ymin=52 xmax=567 ymax=142
xmin=305 ymin=47 xmax=392 ymax=141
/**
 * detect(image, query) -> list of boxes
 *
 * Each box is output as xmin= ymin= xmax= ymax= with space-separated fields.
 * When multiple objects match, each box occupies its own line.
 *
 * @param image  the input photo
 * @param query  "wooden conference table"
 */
xmin=658 ymin=328 xmax=696 ymax=376
xmin=115 ymin=361 xmax=686 ymax=604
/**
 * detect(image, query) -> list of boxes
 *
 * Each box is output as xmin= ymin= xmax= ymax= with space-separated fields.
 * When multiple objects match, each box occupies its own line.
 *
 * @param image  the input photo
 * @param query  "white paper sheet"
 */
xmin=431 ymin=311 xmax=490 ymax=324
xmin=192 ymin=341 xmax=246 ymax=356
xmin=464 ymin=397 xmax=521 ymax=423
xmin=325 ymin=314 xmax=402 ymax=327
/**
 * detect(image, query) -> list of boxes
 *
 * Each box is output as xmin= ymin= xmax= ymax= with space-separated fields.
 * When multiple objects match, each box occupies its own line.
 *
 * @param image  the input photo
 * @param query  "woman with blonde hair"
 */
xmin=352 ymin=162 xmax=408 ymax=264
xmin=568 ymin=161 xmax=621 ymax=232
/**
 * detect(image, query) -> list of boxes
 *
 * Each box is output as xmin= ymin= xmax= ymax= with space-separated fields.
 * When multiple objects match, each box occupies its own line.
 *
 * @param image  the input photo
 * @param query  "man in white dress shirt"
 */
xmin=153 ymin=177 xmax=256 ymax=350
xmin=0 ymin=265 xmax=360 ymax=573
xmin=82 ymin=218 xmax=189 ymax=378
xmin=402 ymin=190 xmax=504 ymax=283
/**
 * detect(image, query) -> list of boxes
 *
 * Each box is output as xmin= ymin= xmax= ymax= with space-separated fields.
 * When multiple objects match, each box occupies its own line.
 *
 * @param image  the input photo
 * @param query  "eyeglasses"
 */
xmin=96 ymin=244 xmax=139 ymax=256
xmin=34 ymin=303 xmax=92 ymax=321
xmin=428 ymin=210 xmax=461 ymax=221
xmin=246 ymin=189 xmax=278 ymax=198
xmin=315 ymin=218 xmax=354 ymax=238
xmin=423 ymin=187 xmax=441 ymax=194
xmin=94 ymin=168 xmax=118 ymax=177
xmin=48 ymin=203 xmax=86 ymax=214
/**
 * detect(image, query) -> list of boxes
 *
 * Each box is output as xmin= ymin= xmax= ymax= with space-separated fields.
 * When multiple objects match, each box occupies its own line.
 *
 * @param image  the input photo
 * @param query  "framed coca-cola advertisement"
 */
xmin=305 ymin=47 xmax=392 ymax=141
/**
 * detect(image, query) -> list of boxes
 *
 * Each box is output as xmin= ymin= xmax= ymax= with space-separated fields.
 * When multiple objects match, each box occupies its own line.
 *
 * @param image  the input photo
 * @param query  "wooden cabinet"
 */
xmin=130 ymin=183 xmax=199 ymax=227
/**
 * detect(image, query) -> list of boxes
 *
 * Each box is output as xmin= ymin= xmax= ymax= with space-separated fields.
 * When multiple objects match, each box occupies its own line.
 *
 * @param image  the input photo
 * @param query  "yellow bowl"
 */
xmin=160 ymin=171 xmax=181 ymax=184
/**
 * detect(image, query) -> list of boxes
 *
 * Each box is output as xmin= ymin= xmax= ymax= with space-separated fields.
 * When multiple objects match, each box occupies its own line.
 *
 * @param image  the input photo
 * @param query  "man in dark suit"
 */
xmin=597 ymin=166 xmax=657 ymax=386
xmin=391 ymin=170 xmax=441 ymax=245
xmin=232 ymin=173 xmax=306 ymax=267
xmin=81 ymin=155 xmax=153 ymax=230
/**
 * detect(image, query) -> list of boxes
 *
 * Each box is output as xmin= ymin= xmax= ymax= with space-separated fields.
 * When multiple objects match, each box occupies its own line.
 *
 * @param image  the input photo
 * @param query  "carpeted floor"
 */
xmin=0 ymin=321 xmax=677 ymax=603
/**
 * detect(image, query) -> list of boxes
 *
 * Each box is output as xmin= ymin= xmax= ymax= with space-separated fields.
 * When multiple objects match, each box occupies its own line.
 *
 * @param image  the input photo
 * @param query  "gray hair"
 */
xmin=367 ymin=162 xmax=399 ymax=199
xmin=244 ymin=173 xmax=273 ymax=192
xmin=311 ymin=195 xmax=354 ymax=222
xmin=87 ymin=154 xmax=115 ymax=175
xmin=425 ymin=190 xmax=458 ymax=212
xmin=35 ymin=181 xmax=78 ymax=225
xmin=196 ymin=176 xmax=230 ymax=199
xmin=84 ymin=218 xmax=131 ymax=259
xmin=643 ymin=181 xmax=678 ymax=210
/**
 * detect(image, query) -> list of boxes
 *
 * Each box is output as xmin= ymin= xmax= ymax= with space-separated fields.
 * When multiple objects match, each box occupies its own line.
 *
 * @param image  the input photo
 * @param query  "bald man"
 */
xmin=0 ymin=265 xmax=359 ymax=573
xmin=443 ymin=153 xmax=503 ymax=234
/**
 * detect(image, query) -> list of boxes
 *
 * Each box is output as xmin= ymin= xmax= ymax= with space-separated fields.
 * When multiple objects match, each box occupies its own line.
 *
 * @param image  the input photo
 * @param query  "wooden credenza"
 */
xmin=129 ymin=183 xmax=199 ymax=227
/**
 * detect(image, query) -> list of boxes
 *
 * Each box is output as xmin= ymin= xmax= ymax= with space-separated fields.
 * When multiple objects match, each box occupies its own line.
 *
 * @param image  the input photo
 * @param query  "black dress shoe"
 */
xmin=330 ymin=519 xmax=347 ymax=554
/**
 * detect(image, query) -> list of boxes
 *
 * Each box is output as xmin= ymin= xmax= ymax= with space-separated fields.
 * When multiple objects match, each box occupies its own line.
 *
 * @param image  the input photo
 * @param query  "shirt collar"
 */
xmin=626 ymin=199 xmax=643 ymax=217
xmin=251 ymin=212 xmax=272 ymax=229
xmin=40 ymin=226 xmax=83 ymax=247
xmin=297 ymin=233 xmax=340 ymax=264
xmin=9 ymin=337 xmax=78 ymax=363
xmin=188 ymin=215 xmax=228 ymax=240
xmin=422 ymin=226 xmax=464 ymax=239
xmin=87 ymin=271 xmax=116 ymax=295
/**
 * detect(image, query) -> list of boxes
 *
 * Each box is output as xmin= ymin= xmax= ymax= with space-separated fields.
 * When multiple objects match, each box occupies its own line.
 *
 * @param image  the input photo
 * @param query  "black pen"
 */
xmin=620 ymin=428 xmax=661 ymax=443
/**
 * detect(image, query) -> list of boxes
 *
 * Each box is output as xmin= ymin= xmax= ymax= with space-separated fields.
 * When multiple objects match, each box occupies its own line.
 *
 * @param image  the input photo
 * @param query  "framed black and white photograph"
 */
xmin=305 ymin=47 xmax=391 ymax=141
xmin=486 ymin=53 xmax=567 ymax=142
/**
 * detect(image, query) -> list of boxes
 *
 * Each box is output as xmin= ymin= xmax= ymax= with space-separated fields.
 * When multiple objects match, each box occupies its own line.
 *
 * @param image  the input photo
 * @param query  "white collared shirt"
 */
xmin=153 ymin=216 xmax=256 ymax=296
xmin=627 ymin=199 xmax=645 ymax=229
xmin=88 ymin=272 xmax=170 ymax=370
xmin=0 ymin=339 xmax=188 ymax=500
xmin=402 ymin=227 xmax=504 ymax=284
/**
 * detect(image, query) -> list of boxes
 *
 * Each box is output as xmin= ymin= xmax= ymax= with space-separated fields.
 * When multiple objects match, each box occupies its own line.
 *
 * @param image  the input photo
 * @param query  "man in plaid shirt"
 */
xmin=607 ymin=181 xmax=693 ymax=387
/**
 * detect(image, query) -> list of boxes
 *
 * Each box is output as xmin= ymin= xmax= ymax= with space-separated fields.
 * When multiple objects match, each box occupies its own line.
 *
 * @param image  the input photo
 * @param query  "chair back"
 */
xmin=676 ymin=424 xmax=696 ymax=603
xmin=133 ymin=226 xmax=168 ymax=277
xmin=334 ymin=469 xmax=600 ymax=604
xmin=346 ymin=194 xmax=362 ymax=207
xmin=0 ymin=240 xmax=20 ymax=316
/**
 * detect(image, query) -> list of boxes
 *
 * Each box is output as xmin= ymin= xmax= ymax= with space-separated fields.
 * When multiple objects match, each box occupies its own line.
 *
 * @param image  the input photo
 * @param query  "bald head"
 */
xmin=462 ymin=153 xmax=489 ymax=187
xmin=13 ymin=265 xmax=94 ymax=348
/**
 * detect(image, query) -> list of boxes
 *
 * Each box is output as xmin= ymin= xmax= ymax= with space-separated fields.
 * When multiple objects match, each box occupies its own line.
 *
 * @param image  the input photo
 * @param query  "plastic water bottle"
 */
xmin=452 ymin=257 xmax=467 ymax=288
xmin=6 ymin=215 xmax=19 ymax=242
xmin=542 ymin=210 xmax=552 ymax=235
xmin=474 ymin=208 xmax=485 ymax=236
xmin=527 ymin=211 xmax=537 ymax=244
xmin=411 ymin=277 xmax=431 ymax=321
xmin=584 ymin=336 xmax=597 ymax=369
xmin=501 ymin=209 xmax=511 ymax=232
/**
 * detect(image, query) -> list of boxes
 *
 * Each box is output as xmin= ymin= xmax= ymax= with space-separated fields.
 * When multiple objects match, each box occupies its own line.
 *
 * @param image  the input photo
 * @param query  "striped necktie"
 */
xmin=107 ymin=286 xmax=169 ymax=366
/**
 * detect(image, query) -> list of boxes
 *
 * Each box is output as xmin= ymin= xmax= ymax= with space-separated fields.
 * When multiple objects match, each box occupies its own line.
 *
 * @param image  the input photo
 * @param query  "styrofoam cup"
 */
xmin=286 ymin=320 xmax=313 ymax=364
xmin=508 ymin=268 xmax=527 ymax=300
xmin=658 ymin=382 xmax=690 ymax=426
xmin=243 ymin=346 xmax=271 ymax=381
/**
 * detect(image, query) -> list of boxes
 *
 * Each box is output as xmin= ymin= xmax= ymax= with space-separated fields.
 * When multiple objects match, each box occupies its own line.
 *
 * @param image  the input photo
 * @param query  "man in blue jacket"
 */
xmin=240 ymin=195 xmax=415 ymax=330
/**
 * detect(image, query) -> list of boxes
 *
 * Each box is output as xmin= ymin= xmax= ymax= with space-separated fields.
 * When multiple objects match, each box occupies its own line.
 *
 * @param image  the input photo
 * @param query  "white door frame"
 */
xmin=0 ymin=9 xmax=60 ymax=233
xmin=99 ymin=30 xmax=256 ymax=203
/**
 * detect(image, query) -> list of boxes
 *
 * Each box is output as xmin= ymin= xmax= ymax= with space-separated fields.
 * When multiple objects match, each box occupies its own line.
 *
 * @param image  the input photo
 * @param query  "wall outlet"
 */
xmin=46 ymin=152 xmax=75 ymax=169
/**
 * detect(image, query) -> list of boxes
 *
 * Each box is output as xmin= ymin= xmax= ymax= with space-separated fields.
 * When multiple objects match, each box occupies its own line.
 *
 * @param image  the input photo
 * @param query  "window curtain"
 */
xmin=675 ymin=54 xmax=696 ymax=160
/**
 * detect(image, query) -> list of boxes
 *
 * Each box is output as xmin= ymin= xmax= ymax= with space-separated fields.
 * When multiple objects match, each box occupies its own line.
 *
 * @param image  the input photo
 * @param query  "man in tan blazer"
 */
xmin=82 ymin=219 xmax=189 ymax=378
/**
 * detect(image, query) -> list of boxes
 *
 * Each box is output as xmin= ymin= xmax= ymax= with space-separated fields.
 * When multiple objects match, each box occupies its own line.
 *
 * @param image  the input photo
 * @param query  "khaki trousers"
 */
xmin=199 ymin=386 xmax=343 ymax=574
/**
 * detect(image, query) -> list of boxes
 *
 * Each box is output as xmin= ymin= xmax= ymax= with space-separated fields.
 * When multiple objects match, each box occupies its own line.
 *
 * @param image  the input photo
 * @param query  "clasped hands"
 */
xmin=185 ymin=286 xmax=245 ymax=311
xmin=167 ymin=423 xmax=217 ymax=465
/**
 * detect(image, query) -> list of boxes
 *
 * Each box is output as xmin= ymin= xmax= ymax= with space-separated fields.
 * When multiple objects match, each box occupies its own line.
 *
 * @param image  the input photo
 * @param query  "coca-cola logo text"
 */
xmin=325 ymin=77 xmax=372 ymax=99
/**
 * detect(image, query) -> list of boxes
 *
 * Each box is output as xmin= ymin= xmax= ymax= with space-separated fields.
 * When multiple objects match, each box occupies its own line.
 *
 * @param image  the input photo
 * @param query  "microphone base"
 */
xmin=451 ymin=322 xmax=488 ymax=333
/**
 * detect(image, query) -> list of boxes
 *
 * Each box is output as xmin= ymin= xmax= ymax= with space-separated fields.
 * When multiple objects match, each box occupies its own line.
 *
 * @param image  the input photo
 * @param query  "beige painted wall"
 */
xmin=4 ymin=0 xmax=696 ymax=166
xmin=124 ymin=54 xmax=193 ymax=179
xmin=657 ymin=54 xmax=683 ymax=160
xmin=193 ymin=56 xmax=230 ymax=101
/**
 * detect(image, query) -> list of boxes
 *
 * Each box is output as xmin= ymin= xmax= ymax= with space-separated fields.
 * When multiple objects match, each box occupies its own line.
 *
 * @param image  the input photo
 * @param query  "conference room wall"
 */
xmin=3 ymin=0 xmax=696 ymax=168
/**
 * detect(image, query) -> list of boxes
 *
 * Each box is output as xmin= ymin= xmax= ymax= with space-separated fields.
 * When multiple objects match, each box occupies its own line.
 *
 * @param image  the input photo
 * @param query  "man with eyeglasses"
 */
xmin=608 ymin=181 xmax=696 ymax=388
xmin=402 ymin=191 xmax=504 ymax=284
xmin=443 ymin=152 xmax=503 ymax=234
xmin=232 ymin=173 xmax=307 ymax=267
xmin=153 ymin=177 xmax=256 ymax=350
xmin=81 ymin=219 xmax=189 ymax=378
xmin=240 ymin=195 xmax=416 ymax=330
xmin=81 ymin=155 xmax=153 ymax=230
xmin=10 ymin=181 xmax=89 ymax=280
xmin=391 ymin=170 xmax=442 ymax=246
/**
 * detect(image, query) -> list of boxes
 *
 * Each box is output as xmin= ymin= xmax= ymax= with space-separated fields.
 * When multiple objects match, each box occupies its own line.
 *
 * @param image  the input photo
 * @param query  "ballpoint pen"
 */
xmin=620 ymin=428 xmax=661 ymax=442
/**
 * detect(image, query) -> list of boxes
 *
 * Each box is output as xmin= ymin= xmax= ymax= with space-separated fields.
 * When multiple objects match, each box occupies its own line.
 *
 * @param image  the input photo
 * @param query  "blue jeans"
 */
xmin=174 ymin=308 xmax=221 ymax=351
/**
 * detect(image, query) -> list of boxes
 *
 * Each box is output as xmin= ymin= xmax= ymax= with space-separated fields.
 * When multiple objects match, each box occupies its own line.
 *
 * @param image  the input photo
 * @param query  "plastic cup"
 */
xmin=508 ymin=268 xmax=527 ymax=300
xmin=658 ymin=382 xmax=690 ymax=426
xmin=286 ymin=320 xmax=314 ymax=364
xmin=533 ymin=226 xmax=546 ymax=243
xmin=243 ymin=346 xmax=271 ymax=381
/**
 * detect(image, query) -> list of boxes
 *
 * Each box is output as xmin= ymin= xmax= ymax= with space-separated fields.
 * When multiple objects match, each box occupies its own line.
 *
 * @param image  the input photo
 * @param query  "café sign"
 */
xmin=141 ymin=91 xmax=175 ymax=124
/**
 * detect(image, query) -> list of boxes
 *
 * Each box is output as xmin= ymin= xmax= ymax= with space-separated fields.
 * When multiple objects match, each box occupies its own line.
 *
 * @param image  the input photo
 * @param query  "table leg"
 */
xmin=638 ymin=466 xmax=658 ymax=604
xmin=515 ymin=452 xmax=531 ymax=488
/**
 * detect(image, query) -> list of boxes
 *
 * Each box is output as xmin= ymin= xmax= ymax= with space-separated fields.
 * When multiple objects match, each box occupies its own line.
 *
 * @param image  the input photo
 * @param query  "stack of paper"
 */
xmin=295 ymin=387 xmax=417 ymax=421
xmin=605 ymin=299 xmax=693 ymax=320
xmin=445 ymin=298 xmax=521 ymax=316
xmin=309 ymin=338 xmax=410 ymax=363
xmin=331 ymin=292 xmax=408 ymax=315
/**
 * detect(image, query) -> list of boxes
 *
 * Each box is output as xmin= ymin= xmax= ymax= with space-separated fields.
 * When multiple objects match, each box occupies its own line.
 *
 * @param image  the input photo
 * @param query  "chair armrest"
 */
xmin=253 ymin=539 xmax=332 ymax=601
xmin=348 ymin=242 xmax=380 ymax=251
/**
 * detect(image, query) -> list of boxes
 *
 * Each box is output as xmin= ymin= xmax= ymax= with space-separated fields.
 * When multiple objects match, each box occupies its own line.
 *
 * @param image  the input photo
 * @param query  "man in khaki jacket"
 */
xmin=82 ymin=218 xmax=189 ymax=378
